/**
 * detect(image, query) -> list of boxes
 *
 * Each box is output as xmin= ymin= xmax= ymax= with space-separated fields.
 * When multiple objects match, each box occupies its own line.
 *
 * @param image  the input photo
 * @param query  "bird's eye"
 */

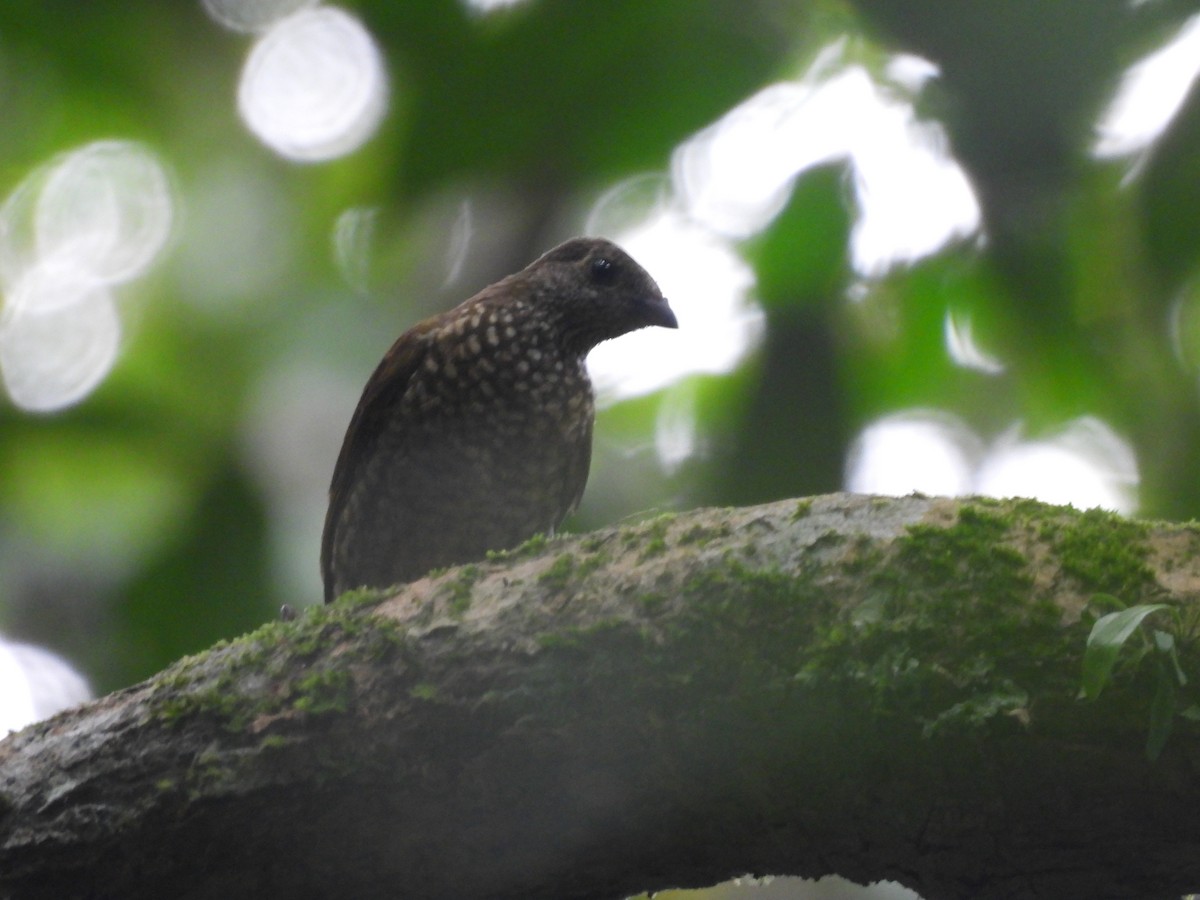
xmin=589 ymin=257 xmax=616 ymax=283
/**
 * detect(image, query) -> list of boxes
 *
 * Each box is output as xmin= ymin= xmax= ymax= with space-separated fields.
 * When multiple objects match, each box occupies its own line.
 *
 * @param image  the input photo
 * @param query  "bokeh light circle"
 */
xmin=0 ymin=637 xmax=92 ymax=734
xmin=845 ymin=410 xmax=980 ymax=497
xmin=35 ymin=141 xmax=173 ymax=287
xmin=203 ymin=0 xmax=320 ymax=33
xmin=237 ymin=7 xmax=388 ymax=162
xmin=0 ymin=279 xmax=120 ymax=413
xmin=0 ymin=140 xmax=172 ymax=413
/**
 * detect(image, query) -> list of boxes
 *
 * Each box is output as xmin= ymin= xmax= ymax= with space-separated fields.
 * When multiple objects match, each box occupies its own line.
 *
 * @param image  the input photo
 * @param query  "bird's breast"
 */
xmin=413 ymin=313 xmax=593 ymax=438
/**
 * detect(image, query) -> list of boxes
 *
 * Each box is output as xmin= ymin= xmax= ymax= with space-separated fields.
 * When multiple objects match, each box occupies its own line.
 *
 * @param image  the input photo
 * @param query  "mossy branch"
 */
xmin=2 ymin=493 xmax=1200 ymax=900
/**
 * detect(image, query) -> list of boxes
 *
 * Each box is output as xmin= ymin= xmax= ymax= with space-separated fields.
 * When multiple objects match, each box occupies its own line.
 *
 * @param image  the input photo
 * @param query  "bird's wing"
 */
xmin=560 ymin=412 xmax=593 ymax=525
xmin=321 ymin=321 xmax=436 ymax=601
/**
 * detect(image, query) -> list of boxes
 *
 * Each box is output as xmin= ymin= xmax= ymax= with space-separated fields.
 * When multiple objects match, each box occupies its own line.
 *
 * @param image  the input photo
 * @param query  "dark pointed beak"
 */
xmin=641 ymin=294 xmax=678 ymax=329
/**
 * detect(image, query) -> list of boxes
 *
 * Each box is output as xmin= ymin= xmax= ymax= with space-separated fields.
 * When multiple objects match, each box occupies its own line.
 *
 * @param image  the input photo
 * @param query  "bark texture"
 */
xmin=2 ymin=493 xmax=1199 ymax=900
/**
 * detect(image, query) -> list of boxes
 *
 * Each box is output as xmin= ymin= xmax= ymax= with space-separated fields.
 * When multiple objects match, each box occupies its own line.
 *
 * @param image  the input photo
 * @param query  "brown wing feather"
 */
xmin=559 ymin=413 xmax=592 ymax=527
xmin=320 ymin=322 xmax=434 ymax=601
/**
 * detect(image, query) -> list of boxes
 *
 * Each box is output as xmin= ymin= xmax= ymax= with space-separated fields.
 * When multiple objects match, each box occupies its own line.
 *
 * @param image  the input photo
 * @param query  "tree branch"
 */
xmin=2 ymin=494 xmax=1199 ymax=900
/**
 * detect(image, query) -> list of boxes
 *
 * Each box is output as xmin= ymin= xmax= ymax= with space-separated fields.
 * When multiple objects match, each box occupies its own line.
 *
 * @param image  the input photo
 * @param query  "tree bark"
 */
xmin=1 ymin=493 xmax=1199 ymax=900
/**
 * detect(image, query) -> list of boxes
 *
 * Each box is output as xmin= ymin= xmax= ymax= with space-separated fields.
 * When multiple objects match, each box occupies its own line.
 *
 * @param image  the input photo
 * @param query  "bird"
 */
xmin=321 ymin=236 xmax=677 ymax=602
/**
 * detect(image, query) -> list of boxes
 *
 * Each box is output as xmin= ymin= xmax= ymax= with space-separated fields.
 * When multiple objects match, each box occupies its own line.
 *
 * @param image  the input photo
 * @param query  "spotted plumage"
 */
xmin=321 ymin=236 xmax=677 ymax=602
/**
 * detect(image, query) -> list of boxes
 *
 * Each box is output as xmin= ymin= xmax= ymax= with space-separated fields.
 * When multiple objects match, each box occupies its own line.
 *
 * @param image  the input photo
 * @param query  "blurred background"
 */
xmin=2 ymin=1 xmax=1200 ymax=893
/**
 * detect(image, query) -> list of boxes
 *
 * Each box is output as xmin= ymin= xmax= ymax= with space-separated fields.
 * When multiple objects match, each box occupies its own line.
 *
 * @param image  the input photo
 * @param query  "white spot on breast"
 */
xmin=423 ymin=356 xmax=439 ymax=373
xmin=486 ymin=325 xmax=499 ymax=346
xmin=467 ymin=334 xmax=482 ymax=355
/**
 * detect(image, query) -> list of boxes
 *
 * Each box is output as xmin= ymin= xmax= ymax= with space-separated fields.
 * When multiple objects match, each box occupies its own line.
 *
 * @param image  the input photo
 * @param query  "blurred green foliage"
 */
xmin=2 ymin=0 xmax=1200 ymax=703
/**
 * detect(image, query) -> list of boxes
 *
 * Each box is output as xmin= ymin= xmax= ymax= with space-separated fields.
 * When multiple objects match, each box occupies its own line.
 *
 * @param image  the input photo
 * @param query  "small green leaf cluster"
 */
xmin=1080 ymin=594 xmax=1199 ymax=760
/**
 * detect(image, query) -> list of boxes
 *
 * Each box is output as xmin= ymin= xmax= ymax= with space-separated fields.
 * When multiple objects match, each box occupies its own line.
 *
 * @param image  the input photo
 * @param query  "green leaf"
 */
xmin=1080 ymin=604 xmax=1169 ymax=699
xmin=1153 ymin=629 xmax=1188 ymax=686
xmin=1146 ymin=661 xmax=1177 ymax=761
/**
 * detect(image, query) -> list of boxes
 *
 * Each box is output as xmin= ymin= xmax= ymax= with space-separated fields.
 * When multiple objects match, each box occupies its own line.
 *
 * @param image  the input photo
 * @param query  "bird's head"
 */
xmin=523 ymin=237 xmax=677 ymax=356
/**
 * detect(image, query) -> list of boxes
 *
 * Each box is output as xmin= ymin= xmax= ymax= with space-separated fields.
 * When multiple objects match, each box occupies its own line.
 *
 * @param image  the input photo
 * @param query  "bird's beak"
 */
xmin=641 ymin=294 xmax=678 ymax=330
